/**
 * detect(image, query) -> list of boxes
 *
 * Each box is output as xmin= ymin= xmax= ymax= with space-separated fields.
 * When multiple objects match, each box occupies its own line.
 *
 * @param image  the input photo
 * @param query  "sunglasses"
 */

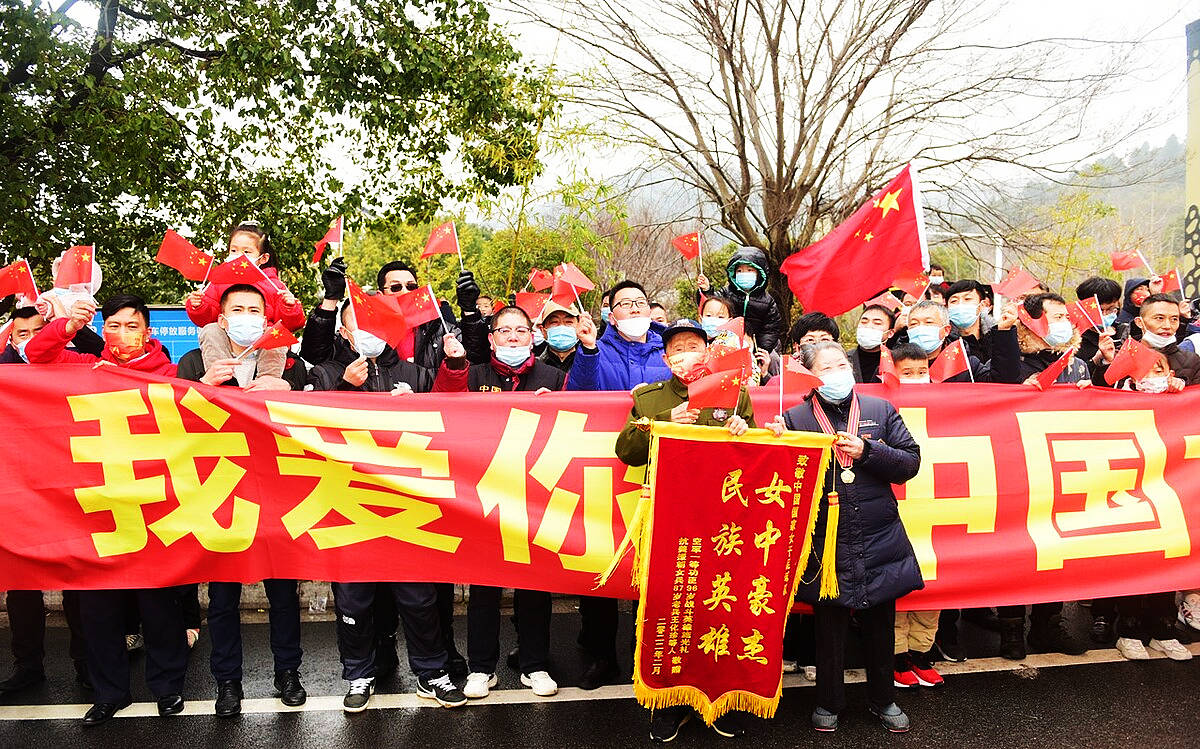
xmin=385 ymin=282 xmax=421 ymax=293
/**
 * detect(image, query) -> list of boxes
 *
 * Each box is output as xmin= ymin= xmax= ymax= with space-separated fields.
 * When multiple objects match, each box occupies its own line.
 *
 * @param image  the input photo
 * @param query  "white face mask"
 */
xmin=899 ymin=374 xmax=931 ymax=385
xmin=1140 ymin=330 xmax=1175 ymax=349
xmin=15 ymin=339 xmax=30 ymax=363
xmin=1136 ymin=375 xmax=1169 ymax=393
xmin=532 ymin=328 xmax=545 ymax=347
xmin=615 ymin=316 xmax=653 ymax=339
xmin=224 ymin=313 xmax=266 ymax=347
xmin=929 ymin=275 xmax=944 ymax=285
xmin=351 ymin=328 xmax=387 ymax=358
xmin=856 ymin=326 xmax=885 ymax=350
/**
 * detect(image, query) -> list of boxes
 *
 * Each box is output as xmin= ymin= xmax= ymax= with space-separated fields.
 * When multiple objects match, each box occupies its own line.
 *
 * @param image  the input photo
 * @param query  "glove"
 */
xmin=321 ymin=257 xmax=347 ymax=301
xmin=456 ymin=270 xmax=480 ymax=313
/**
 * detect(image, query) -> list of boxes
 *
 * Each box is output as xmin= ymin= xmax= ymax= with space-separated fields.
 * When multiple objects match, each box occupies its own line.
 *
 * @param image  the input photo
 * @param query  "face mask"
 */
xmin=352 ymin=328 xmax=387 ymax=358
xmin=899 ymin=305 xmax=912 ymax=318
xmin=1137 ymin=375 xmax=1169 ymax=393
xmin=1043 ymin=320 xmax=1073 ymax=347
xmin=494 ymin=344 xmax=531 ymax=367
xmin=855 ymin=326 xmax=885 ymax=350
xmin=532 ymin=328 xmax=545 ymax=347
xmin=1140 ymin=329 xmax=1174 ymax=349
xmin=104 ymin=329 xmax=147 ymax=360
xmin=1102 ymin=312 xmax=1117 ymax=328
xmin=929 ymin=275 xmax=944 ymax=286
xmin=615 ymin=316 xmax=652 ymax=339
xmin=948 ymin=303 xmax=979 ymax=328
xmin=226 ymin=251 xmax=263 ymax=266
xmin=224 ymin=313 xmax=265 ymax=347
xmin=908 ymin=325 xmax=943 ymax=354
xmin=545 ymin=325 xmax=578 ymax=351
xmin=600 ymin=307 xmax=611 ymax=323
xmin=667 ymin=351 xmax=709 ymax=384
xmin=817 ymin=368 xmax=855 ymax=402
xmin=733 ymin=271 xmax=758 ymax=291
xmin=15 ymin=340 xmax=29 ymax=363
xmin=899 ymin=374 xmax=931 ymax=385
xmin=700 ymin=316 xmax=726 ymax=337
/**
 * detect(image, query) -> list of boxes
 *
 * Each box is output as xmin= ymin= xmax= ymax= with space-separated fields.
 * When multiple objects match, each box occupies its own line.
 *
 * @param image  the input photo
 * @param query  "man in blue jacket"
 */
xmin=567 ymin=279 xmax=672 ymax=690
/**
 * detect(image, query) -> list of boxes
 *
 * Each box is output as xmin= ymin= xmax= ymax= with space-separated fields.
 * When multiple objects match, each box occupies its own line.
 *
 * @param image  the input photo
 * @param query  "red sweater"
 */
xmin=25 ymin=318 xmax=177 ymax=375
xmin=186 ymin=266 xmax=306 ymax=331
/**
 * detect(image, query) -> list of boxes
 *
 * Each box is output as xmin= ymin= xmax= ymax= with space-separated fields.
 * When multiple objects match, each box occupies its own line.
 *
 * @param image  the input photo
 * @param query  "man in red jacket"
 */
xmin=25 ymin=294 xmax=176 ymax=375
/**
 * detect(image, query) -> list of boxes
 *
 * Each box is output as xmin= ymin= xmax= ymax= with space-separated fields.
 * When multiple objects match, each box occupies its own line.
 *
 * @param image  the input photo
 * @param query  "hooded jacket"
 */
xmin=1115 ymin=277 xmax=1148 ymax=326
xmin=702 ymin=246 xmax=785 ymax=353
xmin=187 ymin=266 xmax=307 ymax=331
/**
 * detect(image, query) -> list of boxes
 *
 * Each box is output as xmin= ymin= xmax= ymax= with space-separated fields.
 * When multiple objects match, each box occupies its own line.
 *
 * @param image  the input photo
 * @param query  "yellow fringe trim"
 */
xmin=818 ymin=492 xmax=840 ymax=600
xmin=635 ymin=680 xmax=784 ymax=724
xmin=594 ymin=483 xmax=651 ymax=590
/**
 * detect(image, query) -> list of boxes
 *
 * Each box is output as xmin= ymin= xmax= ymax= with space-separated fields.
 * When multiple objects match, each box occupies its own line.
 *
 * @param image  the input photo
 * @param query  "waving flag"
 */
xmin=671 ymin=231 xmax=701 ymax=260
xmin=312 ymin=216 xmax=343 ymax=264
xmin=156 ymin=230 xmax=214 ymax=282
xmin=0 ymin=259 xmax=38 ymax=302
xmin=55 ymin=245 xmax=94 ymax=287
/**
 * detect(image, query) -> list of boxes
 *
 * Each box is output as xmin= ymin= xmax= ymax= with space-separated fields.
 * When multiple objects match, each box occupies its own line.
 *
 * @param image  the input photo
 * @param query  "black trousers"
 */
xmin=1114 ymin=592 xmax=1176 ymax=641
xmin=178 ymin=584 xmax=202 ymax=631
xmin=80 ymin=588 xmax=188 ymax=703
xmin=579 ymin=595 xmax=619 ymax=663
xmin=208 ymin=580 xmax=302 ymax=681
xmin=467 ymin=586 xmax=551 ymax=674
xmin=997 ymin=601 xmax=1062 ymax=625
xmin=332 ymin=582 xmax=446 ymax=680
xmin=813 ymin=601 xmax=895 ymax=714
xmin=375 ymin=582 xmax=461 ymax=660
xmin=782 ymin=613 xmax=816 ymax=666
xmin=6 ymin=590 xmax=86 ymax=674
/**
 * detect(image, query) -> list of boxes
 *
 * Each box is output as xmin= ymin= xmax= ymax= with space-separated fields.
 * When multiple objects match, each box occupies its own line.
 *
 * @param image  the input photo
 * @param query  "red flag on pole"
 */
xmin=248 ymin=320 xmax=300 ymax=351
xmin=994 ymin=267 xmax=1043 ymax=299
xmin=706 ymin=346 xmax=753 ymax=381
xmin=878 ymin=346 xmax=900 ymax=389
xmin=687 ymin=369 xmax=744 ymax=410
xmin=892 ymin=270 xmax=931 ymax=300
xmin=929 ymin=339 xmax=970 ymax=383
xmin=671 ymin=231 xmax=701 ymax=260
xmin=397 ymin=285 xmax=442 ymax=327
xmin=156 ymin=231 xmax=214 ymax=282
xmin=1110 ymin=250 xmax=1144 ymax=272
xmin=527 ymin=268 xmax=554 ymax=291
xmin=55 ymin=245 xmax=94 ymax=287
xmin=1066 ymin=297 xmax=1103 ymax=334
xmin=312 ymin=216 xmax=343 ymax=264
xmin=208 ymin=256 xmax=268 ymax=285
xmin=781 ymin=164 xmax=928 ymax=316
xmin=514 ymin=292 xmax=550 ymax=320
xmin=778 ymin=357 xmax=822 ymax=391
xmin=347 ymin=279 xmax=409 ymax=348
xmin=1017 ymin=305 xmax=1050 ymax=339
xmin=421 ymin=221 xmax=460 ymax=260
xmin=864 ymin=292 xmax=903 ymax=314
xmin=554 ymin=262 xmax=595 ymax=291
xmin=1104 ymin=337 xmax=1162 ymax=385
xmin=0 ymin=259 xmax=39 ymax=302
xmin=1160 ymin=268 xmax=1182 ymax=294
xmin=1033 ymin=348 xmax=1078 ymax=390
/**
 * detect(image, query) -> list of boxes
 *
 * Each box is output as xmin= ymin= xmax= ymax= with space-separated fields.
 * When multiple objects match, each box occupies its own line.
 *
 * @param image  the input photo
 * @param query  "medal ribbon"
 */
xmin=811 ymin=392 xmax=860 ymax=470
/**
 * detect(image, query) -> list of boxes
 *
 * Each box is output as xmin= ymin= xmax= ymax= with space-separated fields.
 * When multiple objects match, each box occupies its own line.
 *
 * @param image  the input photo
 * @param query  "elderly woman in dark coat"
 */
xmin=768 ymin=340 xmax=923 ymax=734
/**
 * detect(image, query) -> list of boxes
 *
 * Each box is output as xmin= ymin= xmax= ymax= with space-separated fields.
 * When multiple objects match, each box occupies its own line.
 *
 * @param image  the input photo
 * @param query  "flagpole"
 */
xmin=964 ymin=343 xmax=975 ymax=383
xmin=778 ymin=366 xmax=784 ymax=419
xmin=1090 ymin=294 xmax=1104 ymax=332
xmin=336 ymin=215 xmax=345 ymax=259
xmin=430 ymin=283 xmax=452 ymax=336
xmin=250 ymin=257 xmax=283 ymax=295
xmin=452 ymin=222 xmax=465 ymax=273
xmin=1136 ymin=250 xmax=1156 ymax=277
xmin=696 ymin=230 xmax=704 ymax=277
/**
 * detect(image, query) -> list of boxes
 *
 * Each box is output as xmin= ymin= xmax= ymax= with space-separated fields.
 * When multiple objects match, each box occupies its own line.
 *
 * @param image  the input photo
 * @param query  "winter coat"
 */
xmin=433 ymin=354 xmax=567 ymax=393
xmin=186 ymin=266 xmax=307 ymax=331
xmin=0 ymin=324 xmax=103 ymax=364
xmin=701 ymin=246 xmax=785 ymax=353
xmin=567 ymin=322 xmax=672 ymax=392
xmin=176 ymin=346 xmax=307 ymax=391
xmin=306 ymin=343 xmax=436 ymax=394
xmin=24 ymin=318 xmax=176 ymax=375
xmin=783 ymin=391 xmax=923 ymax=608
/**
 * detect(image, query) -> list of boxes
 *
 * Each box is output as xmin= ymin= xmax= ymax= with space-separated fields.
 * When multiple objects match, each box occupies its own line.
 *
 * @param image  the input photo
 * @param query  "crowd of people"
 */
xmin=2 ymin=224 xmax=1199 ymax=741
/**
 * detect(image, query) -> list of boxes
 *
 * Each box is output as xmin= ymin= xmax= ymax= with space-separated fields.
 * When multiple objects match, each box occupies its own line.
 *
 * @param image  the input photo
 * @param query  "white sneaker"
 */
xmin=521 ymin=671 xmax=558 ymax=697
xmin=463 ymin=672 xmax=497 ymax=699
xmin=1116 ymin=637 xmax=1150 ymax=660
xmin=1149 ymin=638 xmax=1193 ymax=661
xmin=782 ymin=659 xmax=798 ymax=673
xmin=803 ymin=666 xmax=817 ymax=681
xmin=125 ymin=633 xmax=143 ymax=652
xmin=1178 ymin=593 xmax=1200 ymax=631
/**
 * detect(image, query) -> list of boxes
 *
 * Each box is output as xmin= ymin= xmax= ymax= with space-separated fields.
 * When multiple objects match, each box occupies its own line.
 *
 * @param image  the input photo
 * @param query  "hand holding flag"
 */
xmin=54 ymin=245 xmax=95 ymax=288
xmin=929 ymin=339 xmax=971 ymax=383
xmin=1104 ymin=337 xmax=1162 ymax=385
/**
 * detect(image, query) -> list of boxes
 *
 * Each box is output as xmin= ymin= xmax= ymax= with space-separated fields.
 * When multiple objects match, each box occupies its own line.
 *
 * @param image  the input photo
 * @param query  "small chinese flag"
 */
xmin=208 ymin=255 xmax=268 ymax=285
xmin=1104 ymin=337 xmax=1162 ymax=385
xmin=55 ymin=245 xmax=94 ymax=287
xmin=892 ymin=270 xmax=930 ymax=300
xmin=706 ymin=346 xmax=753 ymax=381
xmin=1017 ymin=305 xmax=1050 ymax=339
xmin=716 ymin=316 xmax=745 ymax=343
xmin=687 ymin=369 xmax=743 ymax=410
xmin=929 ymin=339 xmax=970 ymax=383
xmin=248 ymin=319 xmax=299 ymax=351
xmin=0 ymin=259 xmax=39 ymax=302
xmin=421 ymin=221 xmax=460 ymax=260
xmin=527 ymin=268 xmax=555 ymax=291
xmin=1034 ymin=347 xmax=1077 ymax=390
xmin=1110 ymin=250 xmax=1144 ymax=272
xmin=347 ymin=278 xmax=409 ymax=347
xmin=156 ymin=230 xmax=214 ymax=282
xmin=671 ymin=231 xmax=701 ymax=260
xmin=312 ymin=216 xmax=343 ymax=264
xmin=514 ymin=292 xmax=550 ymax=319
xmin=1067 ymin=296 xmax=1103 ymax=333
xmin=1159 ymin=268 xmax=1182 ymax=294
xmin=878 ymin=346 xmax=900 ymax=389
xmin=994 ymin=267 xmax=1042 ymax=299
xmin=779 ymin=356 xmax=823 ymax=392
xmin=554 ymin=262 xmax=596 ymax=291
xmin=397 ymin=284 xmax=442 ymax=327
xmin=864 ymin=291 xmax=902 ymax=314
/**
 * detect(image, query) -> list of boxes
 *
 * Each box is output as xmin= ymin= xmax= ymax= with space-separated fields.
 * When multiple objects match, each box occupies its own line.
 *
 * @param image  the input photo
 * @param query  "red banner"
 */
xmin=1 ymin=367 xmax=1199 ymax=612
xmin=633 ymin=423 xmax=832 ymax=722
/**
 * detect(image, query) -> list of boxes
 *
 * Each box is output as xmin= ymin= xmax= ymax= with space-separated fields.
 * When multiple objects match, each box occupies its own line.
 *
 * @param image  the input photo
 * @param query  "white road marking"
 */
xmin=1 ymin=643 xmax=1196 ymax=721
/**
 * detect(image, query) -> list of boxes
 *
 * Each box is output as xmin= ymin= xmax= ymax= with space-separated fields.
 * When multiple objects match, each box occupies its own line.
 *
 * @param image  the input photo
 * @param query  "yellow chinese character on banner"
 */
xmin=697 ymin=623 xmax=730 ymax=661
xmin=703 ymin=571 xmax=737 ymax=612
xmin=1017 ymin=410 xmax=1190 ymax=570
xmin=711 ymin=523 xmax=744 ymax=557
xmin=721 ymin=468 xmax=747 ymax=506
xmin=268 ymin=401 xmax=461 ymax=552
xmin=738 ymin=629 xmax=768 ymax=664
xmin=747 ymin=575 xmax=775 ymax=616
xmin=754 ymin=520 xmax=781 ymax=565
xmin=754 ymin=471 xmax=792 ymax=507
xmin=68 ymin=384 xmax=258 ymax=557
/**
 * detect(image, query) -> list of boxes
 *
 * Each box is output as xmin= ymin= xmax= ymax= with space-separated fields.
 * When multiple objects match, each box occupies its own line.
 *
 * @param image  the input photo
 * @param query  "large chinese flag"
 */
xmin=156 ymin=231 xmax=214 ymax=282
xmin=55 ymin=245 xmax=94 ymax=287
xmin=347 ymin=278 xmax=409 ymax=347
xmin=781 ymin=164 xmax=928 ymax=316
xmin=0 ymin=259 xmax=39 ymax=301
xmin=397 ymin=285 xmax=443 ymax=327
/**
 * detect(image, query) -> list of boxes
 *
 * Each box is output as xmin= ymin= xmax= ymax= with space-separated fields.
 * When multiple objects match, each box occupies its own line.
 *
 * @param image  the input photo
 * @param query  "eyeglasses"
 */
xmin=492 ymin=326 xmax=532 ymax=336
xmin=612 ymin=299 xmax=649 ymax=311
xmin=385 ymin=282 xmax=420 ymax=293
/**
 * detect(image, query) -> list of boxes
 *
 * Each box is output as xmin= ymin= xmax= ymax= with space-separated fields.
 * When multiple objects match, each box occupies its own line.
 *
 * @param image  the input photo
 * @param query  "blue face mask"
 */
xmin=1102 ymin=312 xmax=1117 ymax=328
xmin=700 ymin=316 xmax=725 ymax=337
xmin=224 ymin=313 xmax=266 ymax=347
xmin=817 ymin=368 xmax=855 ymax=402
xmin=733 ymin=271 xmax=758 ymax=291
xmin=908 ymin=325 xmax=943 ymax=354
xmin=1043 ymin=320 xmax=1073 ymax=347
xmin=495 ymin=345 xmax=531 ymax=367
xmin=15 ymin=340 xmax=29 ymax=363
xmin=947 ymin=303 xmax=978 ymax=328
xmin=600 ymin=307 xmax=611 ymax=323
xmin=545 ymin=325 xmax=578 ymax=351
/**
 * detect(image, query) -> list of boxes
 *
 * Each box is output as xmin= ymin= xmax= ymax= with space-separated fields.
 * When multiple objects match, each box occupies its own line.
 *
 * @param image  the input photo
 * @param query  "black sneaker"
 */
xmin=934 ymin=631 xmax=967 ymax=662
xmin=0 ymin=668 xmax=45 ymax=695
xmin=274 ymin=669 xmax=306 ymax=707
xmin=1090 ymin=616 xmax=1114 ymax=644
xmin=416 ymin=671 xmax=467 ymax=708
xmin=214 ymin=680 xmax=242 ymax=718
xmin=579 ymin=659 xmax=620 ymax=690
xmin=1028 ymin=617 xmax=1088 ymax=656
xmin=343 ymin=678 xmax=374 ymax=713
xmin=711 ymin=711 xmax=746 ymax=738
xmin=446 ymin=651 xmax=469 ymax=680
xmin=811 ymin=707 xmax=838 ymax=732
xmin=999 ymin=618 xmax=1027 ymax=661
xmin=650 ymin=707 xmax=691 ymax=742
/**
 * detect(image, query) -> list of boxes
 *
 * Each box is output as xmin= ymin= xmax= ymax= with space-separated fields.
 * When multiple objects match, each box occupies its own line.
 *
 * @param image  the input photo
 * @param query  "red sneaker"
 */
xmin=908 ymin=650 xmax=944 ymax=687
xmin=893 ymin=653 xmax=919 ymax=688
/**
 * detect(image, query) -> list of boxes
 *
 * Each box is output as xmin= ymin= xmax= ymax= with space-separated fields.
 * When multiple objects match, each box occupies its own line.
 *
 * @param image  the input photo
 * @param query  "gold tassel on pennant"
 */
xmin=818 ymin=491 xmax=840 ymax=600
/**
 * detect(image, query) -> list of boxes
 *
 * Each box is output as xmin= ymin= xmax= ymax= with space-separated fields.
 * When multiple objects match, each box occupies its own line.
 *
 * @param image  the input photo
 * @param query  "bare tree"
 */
xmin=503 ymin=0 xmax=1151 ymax=315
